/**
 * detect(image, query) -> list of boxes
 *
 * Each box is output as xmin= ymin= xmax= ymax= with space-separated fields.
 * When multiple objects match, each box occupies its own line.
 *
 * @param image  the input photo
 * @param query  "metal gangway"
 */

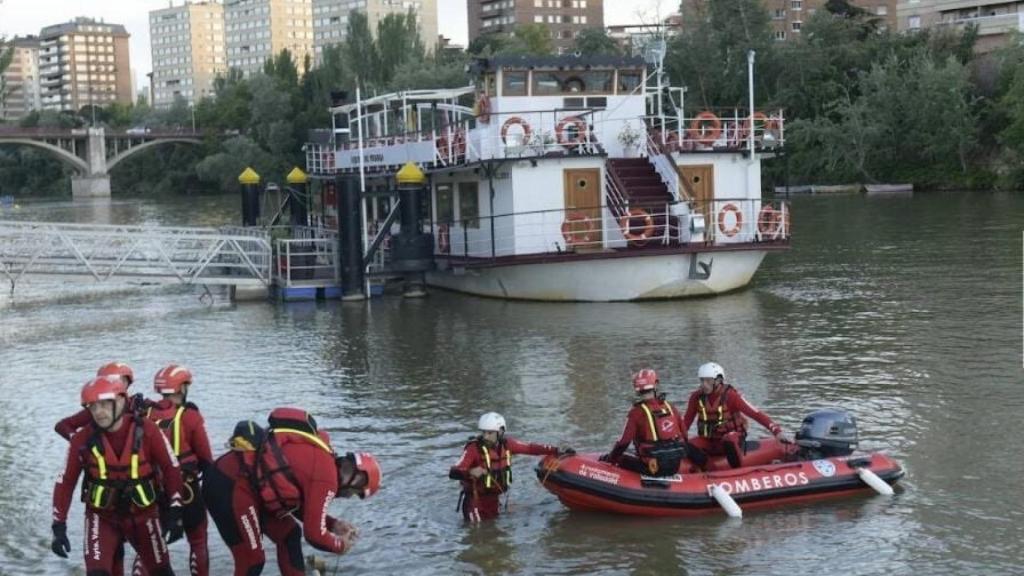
xmin=0 ymin=220 xmax=272 ymax=293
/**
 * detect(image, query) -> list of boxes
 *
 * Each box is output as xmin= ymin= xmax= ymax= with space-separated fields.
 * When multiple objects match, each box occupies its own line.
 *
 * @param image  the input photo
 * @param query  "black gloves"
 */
xmin=598 ymin=453 xmax=612 ymax=463
xmin=51 ymin=522 xmax=70 ymax=558
xmin=557 ymin=447 xmax=576 ymax=457
xmin=162 ymin=504 xmax=184 ymax=544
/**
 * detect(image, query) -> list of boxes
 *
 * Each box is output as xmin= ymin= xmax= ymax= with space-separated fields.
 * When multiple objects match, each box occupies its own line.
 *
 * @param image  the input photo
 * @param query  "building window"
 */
xmin=791 ymin=0 xmax=801 ymax=10
xmin=457 ymin=182 xmax=479 ymax=229
xmin=908 ymin=15 xmax=921 ymax=29
xmin=791 ymin=21 xmax=802 ymax=31
xmin=774 ymin=30 xmax=787 ymax=41
xmin=773 ymin=9 xmax=785 ymax=19
xmin=436 ymin=184 xmax=454 ymax=223
xmin=876 ymin=5 xmax=888 ymax=16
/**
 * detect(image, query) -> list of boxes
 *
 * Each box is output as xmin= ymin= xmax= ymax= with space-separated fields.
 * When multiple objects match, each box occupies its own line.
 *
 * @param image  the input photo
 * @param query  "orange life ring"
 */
xmin=501 ymin=117 xmax=532 ymax=145
xmin=717 ymin=203 xmax=743 ymax=238
xmin=757 ymin=204 xmax=782 ymax=238
xmin=437 ymin=223 xmax=450 ymax=254
xmin=556 ymin=116 xmax=588 ymax=147
xmin=619 ymin=208 xmax=655 ymax=246
xmin=477 ymin=94 xmax=491 ymax=124
xmin=561 ymin=211 xmax=596 ymax=246
xmin=738 ymin=111 xmax=770 ymax=142
xmin=688 ymin=111 xmax=722 ymax=146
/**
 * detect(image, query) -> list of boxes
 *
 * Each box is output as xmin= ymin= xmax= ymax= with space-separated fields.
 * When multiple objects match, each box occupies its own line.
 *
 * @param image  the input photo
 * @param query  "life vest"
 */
xmin=465 ymin=437 xmax=511 ymax=495
xmin=146 ymin=401 xmax=200 ymax=473
xmin=81 ymin=414 xmax=159 ymax=512
xmin=249 ymin=408 xmax=335 ymax=517
xmin=635 ymin=399 xmax=686 ymax=476
xmin=697 ymin=385 xmax=748 ymax=439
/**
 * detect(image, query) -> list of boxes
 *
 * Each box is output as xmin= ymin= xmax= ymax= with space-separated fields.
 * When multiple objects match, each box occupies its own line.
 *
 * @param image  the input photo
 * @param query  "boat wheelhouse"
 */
xmin=304 ymin=54 xmax=790 ymax=301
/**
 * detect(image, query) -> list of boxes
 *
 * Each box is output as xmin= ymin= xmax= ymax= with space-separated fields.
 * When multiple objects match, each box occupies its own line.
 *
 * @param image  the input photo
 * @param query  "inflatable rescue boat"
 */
xmin=535 ymin=410 xmax=905 ymax=517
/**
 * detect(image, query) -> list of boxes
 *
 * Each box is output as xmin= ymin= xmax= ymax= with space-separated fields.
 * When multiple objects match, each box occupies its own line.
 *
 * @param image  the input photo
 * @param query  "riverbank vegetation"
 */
xmin=2 ymin=1 xmax=1024 ymax=195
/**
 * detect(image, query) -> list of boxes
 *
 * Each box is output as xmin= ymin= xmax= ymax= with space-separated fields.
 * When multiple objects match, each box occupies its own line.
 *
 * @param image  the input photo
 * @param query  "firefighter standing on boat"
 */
xmin=51 ymin=375 xmax=185 ymax=575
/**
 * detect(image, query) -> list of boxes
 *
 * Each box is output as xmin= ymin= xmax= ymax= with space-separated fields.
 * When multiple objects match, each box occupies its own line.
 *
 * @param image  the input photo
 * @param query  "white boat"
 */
xmin=304 ymin=54 xmax=790 ymax=302
xmin=864 ymin=183 xmax=913 ymax=195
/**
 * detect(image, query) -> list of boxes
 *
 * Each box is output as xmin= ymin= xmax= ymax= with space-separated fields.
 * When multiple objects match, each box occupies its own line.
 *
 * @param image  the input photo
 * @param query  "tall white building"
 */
xmin=1 ymin=36 xmax=42 ymax=120
xmin=225 ymin=0 xmax=314 ymax=77
xmin=150 ymin=1 xmax=227 ymax=109
xmin=311 ymin=0 xmax=438 ymax=61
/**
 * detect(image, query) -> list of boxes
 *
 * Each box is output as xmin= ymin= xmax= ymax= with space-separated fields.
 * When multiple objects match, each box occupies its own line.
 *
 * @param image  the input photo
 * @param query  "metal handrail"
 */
xmin=645 ymin=131 xmax=683 ymax=202
xmin=273 ymin=237 xmax=339 ymax=287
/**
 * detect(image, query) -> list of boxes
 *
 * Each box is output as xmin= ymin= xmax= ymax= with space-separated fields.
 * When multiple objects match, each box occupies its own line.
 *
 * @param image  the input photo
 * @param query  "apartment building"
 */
xmin=681 ymin=0 xmax=898 ymax=42
xmin=150 ymin=1 xmax=227 ymax=109
xmin=37 ymin=18 xmax=132 ymax=112
xmin=1 ymin=36 xmax=42 ymax=120
xmin=467 ymin=0 xmax=605 ymax=54
xmin=225 ymin=0 xmax=313 ymax=77
xmin=312 ymin=0 xmax=438 ymax=60
xmin=607 ymin=14 xmax=683 ymax=57
xmin=897 ymin=0 xmax=1024 ymax=52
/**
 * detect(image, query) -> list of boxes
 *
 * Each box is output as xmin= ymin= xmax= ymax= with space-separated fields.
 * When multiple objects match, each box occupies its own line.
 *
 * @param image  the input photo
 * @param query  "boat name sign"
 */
xmin=580 ymin=464 xmax=622 ymax=485
xmin=709 ymin=471 xmax=811 ymax=495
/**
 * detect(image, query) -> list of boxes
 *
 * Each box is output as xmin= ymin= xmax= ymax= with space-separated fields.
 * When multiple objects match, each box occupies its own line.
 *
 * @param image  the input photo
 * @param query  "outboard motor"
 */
xmin=795 ymin=409 xmax=859 ymax=459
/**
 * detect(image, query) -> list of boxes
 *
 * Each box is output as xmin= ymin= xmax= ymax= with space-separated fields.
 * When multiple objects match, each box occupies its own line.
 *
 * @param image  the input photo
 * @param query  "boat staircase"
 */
xmin=605 ymin=157 xmax=677 ymax=244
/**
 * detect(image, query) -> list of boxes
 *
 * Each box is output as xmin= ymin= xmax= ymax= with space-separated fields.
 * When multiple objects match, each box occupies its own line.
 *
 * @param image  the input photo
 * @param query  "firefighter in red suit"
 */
xmin=51 ymin=375 xmax=185 ymax=575
xmin=140 ymin=364 xmax=214 ymax=576
xmin=55 ymin=362 xmax=147 ymax=440
xmin=449 ymin=412 xmax=572 ymax=522
xmin=600 ymin=369 xmax=688 ymax=476
xmin=682 ymin=362 xmax=790 ymax=468
xmin=203 ymin=409 xmax=382 ymax=576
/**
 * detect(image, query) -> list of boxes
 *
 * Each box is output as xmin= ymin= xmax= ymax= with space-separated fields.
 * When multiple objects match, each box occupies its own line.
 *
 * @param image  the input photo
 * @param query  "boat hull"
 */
xmin=425 ymin=250 xmax=768 ymax=302
xmin=535 ymin=446 xmax=904 ymax=517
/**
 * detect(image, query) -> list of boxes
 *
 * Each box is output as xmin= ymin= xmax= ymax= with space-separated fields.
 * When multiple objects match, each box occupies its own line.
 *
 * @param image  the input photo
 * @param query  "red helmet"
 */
xmin=97 ymin=362 xmax=134 ymax=386
xmin=153 ymin=364 xmax=192 ymax=395
xmin=353 ymin=452 xmax=381 ymax=499
xmin=81 ymin=375 xmax=127 ymax=406
xmin=632 ymin=368 xmax=659 ymax=393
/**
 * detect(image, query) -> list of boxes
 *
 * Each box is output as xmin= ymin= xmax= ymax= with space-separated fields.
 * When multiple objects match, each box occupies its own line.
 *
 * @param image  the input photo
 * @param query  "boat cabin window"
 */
xmin=502 ymin=71 xmax=528 ymax=96
xmin=458 ymin=182 xmax=480 ymax=229
xmin=483 ymin=74 xmax=497 ymax=96
xmin=617 ymin=70 xmax=643 ymax=94
xmin=530 ymin=69 xmax=614 ymax=95
xmin=436 ymin=184 xmax=454 ymax=223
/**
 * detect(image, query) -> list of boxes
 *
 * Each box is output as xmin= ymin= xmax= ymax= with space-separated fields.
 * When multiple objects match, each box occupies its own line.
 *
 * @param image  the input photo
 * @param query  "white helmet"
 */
xmin=698 ymin=362 xmax=725 ymax=381
xmin=478 ymin=412 xmax=506 ymax=432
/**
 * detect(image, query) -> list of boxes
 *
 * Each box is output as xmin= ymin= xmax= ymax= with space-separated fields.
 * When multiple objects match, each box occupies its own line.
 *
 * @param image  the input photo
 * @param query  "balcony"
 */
xmin=937 ymin=11 xmax=1024 ymax=36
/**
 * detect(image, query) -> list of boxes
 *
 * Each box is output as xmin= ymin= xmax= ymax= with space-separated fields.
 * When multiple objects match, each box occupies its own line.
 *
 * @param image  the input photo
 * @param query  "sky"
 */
xmin=0 ymin=0 xmax=677 ymax=90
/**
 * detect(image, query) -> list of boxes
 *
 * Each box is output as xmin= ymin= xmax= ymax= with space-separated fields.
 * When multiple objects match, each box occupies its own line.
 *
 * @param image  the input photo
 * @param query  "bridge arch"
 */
xmin=0 ymin=138 xmax=90 ymax=175
xmin=106 ymin=138 xmax=203 ymax=172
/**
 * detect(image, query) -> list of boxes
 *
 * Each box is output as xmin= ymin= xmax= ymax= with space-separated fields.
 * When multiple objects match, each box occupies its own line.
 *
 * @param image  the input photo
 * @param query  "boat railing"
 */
xmin=273 ymin=236 xmax=340 ymax=287
xmin=643 ymin=109 xmax=785 ymax=153
xmin=432 ymin=198 xmax=789 ymax=261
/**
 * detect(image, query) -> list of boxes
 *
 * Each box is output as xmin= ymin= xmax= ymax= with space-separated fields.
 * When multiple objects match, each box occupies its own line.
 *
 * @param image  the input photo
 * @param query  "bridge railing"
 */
xmin=0 ymin=221 xmax=272 ymax=289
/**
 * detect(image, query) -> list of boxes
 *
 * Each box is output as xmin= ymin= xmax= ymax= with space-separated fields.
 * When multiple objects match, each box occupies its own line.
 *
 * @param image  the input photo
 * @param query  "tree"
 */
xmin=574 ymin=29 xmax=622 ymax=57
xmin=0 ymin=40 xmax=12 ymax=117
xmin=513 ymin=24 xmax=554 ymax=56
xmin=345 ymin=11 xmax=379 ymax=86
xmin=377 ymin=12 xmax=425 ymax=88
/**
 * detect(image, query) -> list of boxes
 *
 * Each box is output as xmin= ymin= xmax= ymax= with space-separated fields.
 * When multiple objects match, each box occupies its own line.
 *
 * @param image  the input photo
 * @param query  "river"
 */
xmin=0 ymin=192 xmax=1021 ymax=575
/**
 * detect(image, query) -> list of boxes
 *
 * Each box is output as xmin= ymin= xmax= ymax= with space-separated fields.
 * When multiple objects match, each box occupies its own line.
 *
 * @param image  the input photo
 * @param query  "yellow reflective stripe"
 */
xmin=504 ymin=449 xmax=511 ymax=486
xmin=272 ymin=428 xmax=333 ymax=454
xmin=640 ymin=403 xmax=658 ymax=439
xmin=90 ymin=445 xmax=107 ymax=508
xmin=482 ymin=448 xmax=492 ymax=488
xmin=131 ymin=453 xmax=139 ymax=479
xmin=172 ymin=406 xmax=185 ymax=456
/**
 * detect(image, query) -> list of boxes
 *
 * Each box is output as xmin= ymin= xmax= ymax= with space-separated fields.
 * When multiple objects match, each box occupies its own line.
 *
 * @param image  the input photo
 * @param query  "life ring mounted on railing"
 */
xmin=688 ymin=111 xmax=722 ymax=147
xmin=717 ymin=203 xmax=743 ymax=238
xmin=757 ymin=204 xmax=782 ymax=239
xmin=437 ymin=223 xmax=451 ymax=254
xmin=619 ymin=208 xmax=655 ymax=247
xmin=501 ymin=117 xmax=532 ymax=145
xmin=561 ymin=211 xmax=596 ymax=247
xmin=555 ymin=116 xmax=588 ymax=148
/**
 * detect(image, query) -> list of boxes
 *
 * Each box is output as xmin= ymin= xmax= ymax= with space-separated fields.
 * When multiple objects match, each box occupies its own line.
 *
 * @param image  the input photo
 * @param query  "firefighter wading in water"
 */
xmin=51 ymin=375 xmax=185 ymax=575
xmin=141 ymin=364 xmax=214 ymax=576
xmin=449 ymin=412 xmax=573 ymax=522
xmin=202 ymin=408 xmax=382 ymax=576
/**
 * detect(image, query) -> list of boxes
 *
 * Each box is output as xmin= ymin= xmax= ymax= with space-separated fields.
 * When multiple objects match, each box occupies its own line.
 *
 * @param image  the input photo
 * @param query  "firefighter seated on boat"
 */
xmin=449 ymin=412 xmax=573 ymax=522
xmin=682 ymin=362 xmax=791 ymax=469
xmin=600 ymin=369 xmax=688 ymax=477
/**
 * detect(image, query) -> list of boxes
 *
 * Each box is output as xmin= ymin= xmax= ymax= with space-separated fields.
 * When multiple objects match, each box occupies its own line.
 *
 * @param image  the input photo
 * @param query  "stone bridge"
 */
xmin=0 ymin=127 xmax=202 ymax=197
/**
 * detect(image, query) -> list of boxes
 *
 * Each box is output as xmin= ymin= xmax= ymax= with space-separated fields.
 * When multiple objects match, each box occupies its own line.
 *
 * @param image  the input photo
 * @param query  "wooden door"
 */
xmin=678 ymin=164 xmax=714 ymax=222
xmin=563 ymin=168 xmax=602 ymax=249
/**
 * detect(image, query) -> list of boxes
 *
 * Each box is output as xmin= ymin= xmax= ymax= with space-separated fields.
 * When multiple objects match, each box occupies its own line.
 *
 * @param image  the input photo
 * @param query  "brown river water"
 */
xmin=0 ymin=192 xmax=1021 ymax=575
